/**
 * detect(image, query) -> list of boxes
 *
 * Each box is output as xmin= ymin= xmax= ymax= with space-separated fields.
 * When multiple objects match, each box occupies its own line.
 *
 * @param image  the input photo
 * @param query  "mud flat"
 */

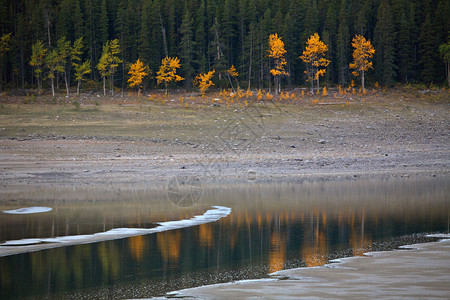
xmin=149 ymin=235 xmax=450 ymax=299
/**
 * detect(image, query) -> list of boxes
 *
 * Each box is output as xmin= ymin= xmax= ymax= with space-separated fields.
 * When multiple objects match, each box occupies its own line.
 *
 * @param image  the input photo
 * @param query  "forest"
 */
xmin=0 ymin=0 xmax=449 ymax=94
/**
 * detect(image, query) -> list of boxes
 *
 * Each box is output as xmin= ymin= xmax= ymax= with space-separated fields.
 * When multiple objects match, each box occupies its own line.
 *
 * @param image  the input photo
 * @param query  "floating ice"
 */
xmin=2 ymin=207 xmax=52 ymax=214
xmin=0 ymin=206 xmax=232 ymax=247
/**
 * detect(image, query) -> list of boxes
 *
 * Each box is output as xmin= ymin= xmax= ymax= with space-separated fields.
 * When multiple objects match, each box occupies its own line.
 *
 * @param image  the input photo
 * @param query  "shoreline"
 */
xmin=147 ymin=235 xmax=450 ymax=299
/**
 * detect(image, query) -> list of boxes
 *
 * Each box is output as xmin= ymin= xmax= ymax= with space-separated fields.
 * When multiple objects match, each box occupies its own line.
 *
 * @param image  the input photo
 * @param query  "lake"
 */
xmin=0 ymin=176 xmax=448 ymax=299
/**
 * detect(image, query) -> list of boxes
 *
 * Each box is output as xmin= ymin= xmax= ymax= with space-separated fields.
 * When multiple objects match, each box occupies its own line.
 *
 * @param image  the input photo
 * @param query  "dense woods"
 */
xmin=0 ymin=0 xmax=449 ymax=94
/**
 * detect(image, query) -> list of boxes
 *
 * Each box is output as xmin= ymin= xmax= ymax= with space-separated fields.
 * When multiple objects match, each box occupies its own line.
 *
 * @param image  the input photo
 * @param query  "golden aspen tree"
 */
xmin=97 ymin=39 xmax=122 ymax=96
xmin=30 ymin=40 xmax=47 ymax=94
xmin=106 ymin=39 xmax=122 ymax=95
xmin=71 ymin=38 xmax=91 ymax=95
xmin=74 ymin=60 xmax=91 ymax=95
xmin=195 ymin=69 xmax=215 ymax=95
xmin=227 ymin=65 xmax=239 ymax=89
xmin=128 ymin=58 xmax=148 ymax=95
xmin=268 ymin=33 xmax=288 ymax=95
xmin=97 ymin=47 xmax=109 ymax=96
xmin=45 ymin=49 xmax=64 ymax=97
xmin=300 ymin=33 xmax=330 ymax=95
xmin=349 ymin=35 xmax=375 ymax=92
xmin=156 ymin=57 xmax=184 ymax=95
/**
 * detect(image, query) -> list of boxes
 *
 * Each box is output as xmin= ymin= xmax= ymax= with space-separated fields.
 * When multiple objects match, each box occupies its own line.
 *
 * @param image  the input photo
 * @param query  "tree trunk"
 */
xmin=51 ymin=78 xmax=55 ymax=97
xmin=103 ymin=75 xmax=106 ymax=95
xmin=77 ymin=79 xmax=81 ymax=95
xmin=317 ymin=74 xmax=320 ymax=95
xmin=248 ymin=37 xmax=252 ymax=90
xmin=362 ymin=69 xmax=365 ymax=91
xmin=159 ymin=14 xmax=169 ymax=58
xmin=447 ymin=62 xmax=450 ymax=87
xmin=65 ymin=72 xmax=69 ymax=96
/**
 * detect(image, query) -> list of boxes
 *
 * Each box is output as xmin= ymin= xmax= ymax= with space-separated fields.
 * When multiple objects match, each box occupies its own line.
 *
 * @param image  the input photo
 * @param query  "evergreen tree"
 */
xmin=303 ymin=0 xmax=319 ymax=42
xmin=195 ymin=0 xmax=207 ymax=73
xmin=418 ymin=13 xmax=438 ymax=83
xmin=374 ymin=0 xmax=396 ymax=86
xmin=396 ymin=6 xmax=415 ymax=83
xmin=179 ymin=7 xmax=196 ymax=87
xmin=337 ymin=0 xmax=350 ymax=85
xmin=99 ymin=0 xmax=109 ymax=47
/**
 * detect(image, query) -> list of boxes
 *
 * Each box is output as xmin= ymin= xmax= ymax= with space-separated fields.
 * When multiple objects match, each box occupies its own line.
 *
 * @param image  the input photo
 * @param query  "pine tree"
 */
xmin=396 ymin=6 xmax=415 ymax=83
xmin=337 ymin=0 xmax=350 ymax=85
xmin=439 ymin=40 xmax=450 ymax=87
xmin=374 ymin=0 xmax=396 ymax=86
xmin=99 ymin=0 xmax=109 ymax=47
xmin=418 ymin=13 xmax=439 ymax=84
xmin=56 ymin=0 xmax=72 ymax=41
xmin=195 ymin=0 xmax=207 ymax=73
xmin=0 ymin=33 xmax=11 ymax=92
xmin=303 ymin=0 xmax=319 ymax=42
xmin=179 ymin=7 xmax=196 ymax=87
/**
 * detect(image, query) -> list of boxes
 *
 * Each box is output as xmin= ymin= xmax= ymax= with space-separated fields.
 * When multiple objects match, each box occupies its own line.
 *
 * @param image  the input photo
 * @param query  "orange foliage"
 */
xmin=268 ymin=33 xmax=288 ymax=77
xmin=127 ymin=58 xmax=148 ymax=93
xmin=195 ymin=69 xmax=215 ymax=95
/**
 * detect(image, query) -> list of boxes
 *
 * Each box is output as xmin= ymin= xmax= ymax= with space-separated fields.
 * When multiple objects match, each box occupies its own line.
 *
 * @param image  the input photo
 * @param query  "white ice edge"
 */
xmin=2 ymin=206 xmax=52 ymax=214
xmin=164 ymin=278 xmax=278 ymax=296
xmin=0 ymin=206 xmax=231 ymax=247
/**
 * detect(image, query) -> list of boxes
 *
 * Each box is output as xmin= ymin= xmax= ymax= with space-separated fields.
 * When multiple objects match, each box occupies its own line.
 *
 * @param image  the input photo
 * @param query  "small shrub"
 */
xmin=72 ymin=100 xmax=80 ymax=109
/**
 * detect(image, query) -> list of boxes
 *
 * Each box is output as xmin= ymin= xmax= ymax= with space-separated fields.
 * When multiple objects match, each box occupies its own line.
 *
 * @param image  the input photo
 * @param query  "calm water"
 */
xmin=0 ymin=177 xmax=449 ymax=299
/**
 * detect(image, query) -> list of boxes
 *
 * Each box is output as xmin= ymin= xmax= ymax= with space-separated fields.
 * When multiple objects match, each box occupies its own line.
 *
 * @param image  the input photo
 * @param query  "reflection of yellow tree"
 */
xmin=302 ymin=211 xmax=328 ymax=267
xmin=98 ymin=243 xmax=120 ymax=281
xmin=302 ymin=232 xmax=328 ymax=267
xmin=350 ymin=210 xmax=372 ymax=256
xmin=157 ymin=231 xmax=181 ymax=263
xmin=197 ymin=223 xmax=214 ymax=248
xmin=269 ymin=232 xmax=286 ymax=273
xmin=128 ymin=235 xmax=146 ymax=261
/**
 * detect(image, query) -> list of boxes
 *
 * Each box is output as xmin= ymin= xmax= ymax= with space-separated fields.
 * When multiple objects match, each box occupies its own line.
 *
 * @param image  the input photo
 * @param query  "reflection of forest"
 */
xmin=1 ymin=178 xmax=448 ymax=299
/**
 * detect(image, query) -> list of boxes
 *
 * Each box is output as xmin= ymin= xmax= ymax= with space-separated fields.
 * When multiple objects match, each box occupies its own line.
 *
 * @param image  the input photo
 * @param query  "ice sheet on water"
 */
xmin=0 ymin=206 xmax=232 ymax=247
xmin=2 ymin=206 xmax=52 ymax=214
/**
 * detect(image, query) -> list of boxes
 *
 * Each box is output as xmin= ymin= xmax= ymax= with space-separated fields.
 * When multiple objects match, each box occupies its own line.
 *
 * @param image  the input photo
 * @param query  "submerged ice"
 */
xmin=2 ymin=207 xmax=53 ymax=214
xmin=0 ymin=206 xmax=231 ymax=247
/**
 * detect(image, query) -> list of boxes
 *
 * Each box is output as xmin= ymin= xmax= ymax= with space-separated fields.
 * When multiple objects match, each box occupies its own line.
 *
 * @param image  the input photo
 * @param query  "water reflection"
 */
xmin=0 ymin=177 xmax=449 ymax=299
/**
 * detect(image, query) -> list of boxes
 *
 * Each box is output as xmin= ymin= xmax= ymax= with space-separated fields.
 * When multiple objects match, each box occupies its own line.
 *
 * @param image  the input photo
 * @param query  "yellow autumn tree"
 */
xmin=268 ymin=33 xmax=288 ymax=95
xmin=195 ymin=69 xmax=215 ymax=95
xmin=128 ymin=59 xmax=148 ymax=95
xmin=227 ymin=65 xmax=239 ymax=89
xmin=300 ymin=33 xmax=330 ymax=95
xmin=349 ymin=35 xmax=375 ymax=92
xmin=156 ymin=57 xmax=184 ymax=94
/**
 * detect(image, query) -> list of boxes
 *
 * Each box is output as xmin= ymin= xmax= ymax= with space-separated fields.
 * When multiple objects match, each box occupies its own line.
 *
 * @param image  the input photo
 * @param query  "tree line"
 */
xmin=0 ymin=0 xmax=449 ymax=94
